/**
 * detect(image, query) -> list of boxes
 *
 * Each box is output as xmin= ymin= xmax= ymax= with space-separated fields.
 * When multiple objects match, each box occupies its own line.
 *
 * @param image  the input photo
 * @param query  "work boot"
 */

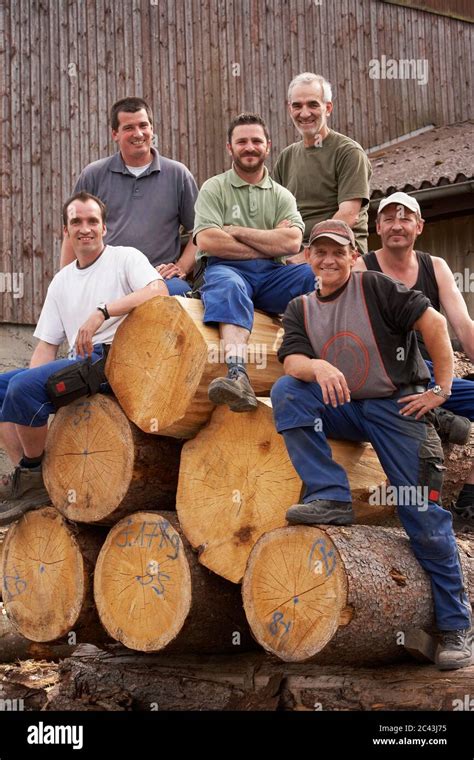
xmin=286 ymin=499 xmax=354 ymax=526
xmin=436 ymin=628 xmax=474 ymax=670
xmin=432 ymin=408 xmax=471 ymax=445
xmin=208 ymin=366 xmax=258 ymax=412
xmin=0 ymin=466 xmax=49 ymax=526
xmin=453 ymin=484 xmax=474 ymax=523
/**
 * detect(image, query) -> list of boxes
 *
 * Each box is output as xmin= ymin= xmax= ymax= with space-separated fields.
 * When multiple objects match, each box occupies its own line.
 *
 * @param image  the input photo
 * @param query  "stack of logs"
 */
xmin=1 ymin=296 xmax=472 ymax=668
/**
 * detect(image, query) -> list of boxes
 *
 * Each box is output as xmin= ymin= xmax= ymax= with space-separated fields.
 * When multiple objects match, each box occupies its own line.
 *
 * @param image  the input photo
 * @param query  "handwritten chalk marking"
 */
xmin=114 ymin=520 xmax=180 ymax=559
xmin=308 ymin=538 xmax=336 ymax=578
xmin=269 ymin=611 xmax=291 ymax=639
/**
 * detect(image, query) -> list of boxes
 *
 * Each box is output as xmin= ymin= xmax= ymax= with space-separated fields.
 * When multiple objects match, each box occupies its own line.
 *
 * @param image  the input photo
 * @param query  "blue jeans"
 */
xmin=426 ymin=360 xmax=474 ymax=420
xmin=165 ymin=276 xmax=192 ymax=296
xmin=0 ymin=345 xmax=106 ymax=427
xmin=201 ymin=259 xmax=316 ymax=331
xmin=271 ymin=374 xmax=471 ymax=631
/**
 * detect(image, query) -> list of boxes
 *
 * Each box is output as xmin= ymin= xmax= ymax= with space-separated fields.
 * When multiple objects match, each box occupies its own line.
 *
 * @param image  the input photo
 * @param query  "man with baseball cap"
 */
xmin=271 ymin=217 xmax=472 ymax=670
xmin=354 ymin=192 xmax=474 ymax=521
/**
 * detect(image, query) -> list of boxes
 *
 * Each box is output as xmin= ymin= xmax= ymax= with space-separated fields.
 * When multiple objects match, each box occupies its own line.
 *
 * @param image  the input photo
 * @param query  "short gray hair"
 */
xmin=287 ymin=73 xmax=332 ymax=103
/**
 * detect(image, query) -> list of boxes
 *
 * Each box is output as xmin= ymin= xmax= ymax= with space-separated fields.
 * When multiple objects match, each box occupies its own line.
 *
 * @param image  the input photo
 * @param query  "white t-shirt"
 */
xmin=34 ymin=245 xmax=162 ymax=354
xmin=125 ymin=162 xmax=152 ymax=177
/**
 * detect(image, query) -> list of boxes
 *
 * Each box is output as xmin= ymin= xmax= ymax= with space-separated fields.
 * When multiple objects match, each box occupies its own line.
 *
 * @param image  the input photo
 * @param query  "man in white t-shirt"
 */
xmin=0 ymin=191 xmax=167 ymax=524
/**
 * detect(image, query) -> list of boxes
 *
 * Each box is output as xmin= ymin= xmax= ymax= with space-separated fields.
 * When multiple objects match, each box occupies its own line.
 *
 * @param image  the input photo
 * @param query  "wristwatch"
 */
xmin=97 ymin=303 xmax=110 ymax=320
xmin=430 ymin=385 xmax=451 ymax=400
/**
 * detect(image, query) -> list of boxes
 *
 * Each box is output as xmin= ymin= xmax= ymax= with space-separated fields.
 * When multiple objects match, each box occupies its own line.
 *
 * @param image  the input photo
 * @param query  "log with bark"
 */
xmin=43 ymin=394 xmax=182 ymax=524
xmin=0 ymin=603 xmax=75 ymax=662
xmin=242 ymin=524 xmax=474 ymax=664
xmin=42 ymin=650 xmax=474 ymax=712
xmin=442 ymin=426 xmax=474 ymax=509
xmin=176 ymin=400 xmax=392 ymax=583
xmin=93 ymin=511 xmax=254 ymax=653
xmin=442 ymin=353 xmax=473 ymax=507
xmin=1 ymin=506 xmax=108 ymax=643
xmin=105 ymin=295 xmax=284 ymax=438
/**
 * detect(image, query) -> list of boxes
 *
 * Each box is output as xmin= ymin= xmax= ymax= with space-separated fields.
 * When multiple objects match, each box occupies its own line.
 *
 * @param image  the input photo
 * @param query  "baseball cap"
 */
xmin=308 ymin=219 xmax=356 ymax=248
xmin=377 ymin=192 xmax=421 ymax=216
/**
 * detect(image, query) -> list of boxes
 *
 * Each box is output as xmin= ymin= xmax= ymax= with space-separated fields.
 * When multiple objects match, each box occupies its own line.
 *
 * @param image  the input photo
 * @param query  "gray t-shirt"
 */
xmin=74 ymin=148 xmax=199 ymax=266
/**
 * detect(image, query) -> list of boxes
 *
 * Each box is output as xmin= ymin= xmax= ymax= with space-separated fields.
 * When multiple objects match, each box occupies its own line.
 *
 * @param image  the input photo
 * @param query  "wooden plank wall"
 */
xmin=1 ymin=0 xmax=473 ymax=324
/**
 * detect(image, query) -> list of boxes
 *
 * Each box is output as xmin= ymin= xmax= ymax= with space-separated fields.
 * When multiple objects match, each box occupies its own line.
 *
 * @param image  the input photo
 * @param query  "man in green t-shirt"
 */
xmin=273 ymin=72 xmax=372 ymax=255
xmin=194 ymin=112 xmax=315 ymax=413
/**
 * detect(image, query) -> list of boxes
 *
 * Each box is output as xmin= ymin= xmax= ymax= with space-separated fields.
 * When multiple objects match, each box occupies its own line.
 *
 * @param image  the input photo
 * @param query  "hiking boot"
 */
xmin=286 ymin=499 xmax=354 ymax=526
xmin=432 ymin=408 xmax=471 ymax=445
xmin=0 ymin=470 xmax=17 ymax=500
xmin=453 ymin=500 xmax=474 ymax=523
xmin=208 ymin=366 xmax=258 ymax=412
xmin=436 ymin=628 xmax=474 ymax=670
xmin=0 ymin=466 xmax=49 ymax=526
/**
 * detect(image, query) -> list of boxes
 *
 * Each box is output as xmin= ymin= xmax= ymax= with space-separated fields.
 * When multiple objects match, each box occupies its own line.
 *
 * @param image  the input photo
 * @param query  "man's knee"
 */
xmin=271 ymin=374 xmax=302 ymax=408
xmin=5 ymin=371 xmax=33 ymax=404
xmin=271 ymin=374 xmax=322 ymax=431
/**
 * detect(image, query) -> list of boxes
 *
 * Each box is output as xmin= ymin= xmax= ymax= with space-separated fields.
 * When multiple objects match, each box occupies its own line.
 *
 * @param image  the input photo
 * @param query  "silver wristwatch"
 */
xmin=430 ymin=385 xmax=451 ymax=400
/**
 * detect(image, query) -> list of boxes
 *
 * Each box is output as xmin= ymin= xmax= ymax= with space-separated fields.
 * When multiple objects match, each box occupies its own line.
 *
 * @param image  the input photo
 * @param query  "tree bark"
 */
xmin=1 ymin=506 xmax=108 ymax=643
xmin=43 ymin=394 xmax=182 ymax=524
xmin=41 ymin=651 xmax=474 ymax=711
xmin=93 ymin=511 xmax=254 ymax=653
xmin=242 ymin=524 xmax=474 ymax=664
xmin=105 ymin=295 xmax=284 ymax=438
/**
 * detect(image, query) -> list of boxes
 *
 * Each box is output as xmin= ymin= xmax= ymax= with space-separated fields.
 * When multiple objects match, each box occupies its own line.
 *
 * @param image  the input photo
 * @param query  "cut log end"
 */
xmin=94 ymin=512 xmax=191 ymax=652
xmin=43 ymin=394 xmax=181 ymax=524
xmin=106 ymin=296 xmax=208 ymax=435
xmin=177 ymin=402 xmax=302 ymax=583
xmin=44 ymin=395 xmax=133 ymax=522
xmin=2 ymin=507 xmax=87 ymax=642
xmin=242 ymin=526 xmax=347 ymax=662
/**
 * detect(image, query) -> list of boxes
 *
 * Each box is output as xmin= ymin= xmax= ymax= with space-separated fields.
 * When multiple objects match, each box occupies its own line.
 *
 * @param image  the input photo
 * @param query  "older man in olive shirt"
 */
xmin=273 ymin=72 xmax=372 ymax=256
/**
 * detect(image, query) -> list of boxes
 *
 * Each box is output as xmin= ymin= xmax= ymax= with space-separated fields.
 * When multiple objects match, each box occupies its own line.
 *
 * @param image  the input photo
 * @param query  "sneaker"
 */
xmin=432 ymin=408 xmax=471 ymax=445
xmin=286 ymin=499 xmax=354 ymax=526
xmin=436 ymin=628 xmax=474 ymax=670
xmin=0 ymin=466 xmax=49 ymax=526
xmin=208 ymin=366 xmax=258 ymax=412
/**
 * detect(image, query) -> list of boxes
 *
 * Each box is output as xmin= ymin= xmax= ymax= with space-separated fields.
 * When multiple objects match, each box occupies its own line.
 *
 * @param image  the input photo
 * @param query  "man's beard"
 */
xmin=232 ymin=153 xmax=266 ymax=174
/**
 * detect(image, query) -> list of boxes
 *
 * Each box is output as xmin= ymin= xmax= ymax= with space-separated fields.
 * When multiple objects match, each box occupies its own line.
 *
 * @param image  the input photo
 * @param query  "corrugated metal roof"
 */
xmin=369 ymin=120 xmax=474 ymax=196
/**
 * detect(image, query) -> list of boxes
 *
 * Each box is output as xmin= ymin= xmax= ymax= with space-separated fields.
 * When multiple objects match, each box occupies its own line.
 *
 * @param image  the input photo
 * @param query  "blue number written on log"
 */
xmin=308 ymin=538 xmax=336 ymax=577
xmin=3 ymin=568 xmax=27 ymax=600
xmin=72 ymin=401 xmax=92 ymax=426
xmin=269 ymin=611 xmax=291 ymax=638
xmin=136 ymin=570 xmax=171 ymax=597
xmin=114 ymin=519 xmax=179 ymax=560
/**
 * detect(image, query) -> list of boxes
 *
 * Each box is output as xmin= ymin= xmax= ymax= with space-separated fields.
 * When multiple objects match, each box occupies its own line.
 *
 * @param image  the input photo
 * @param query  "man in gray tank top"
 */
xmin=354 ymin=192 xmax=474 ymax=522
xmin=271 ymin=219 xmax=472 ymax=671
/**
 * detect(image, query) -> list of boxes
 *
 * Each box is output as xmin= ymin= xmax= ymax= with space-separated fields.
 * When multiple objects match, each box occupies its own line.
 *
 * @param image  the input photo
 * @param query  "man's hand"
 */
xmin=75 ymin=310 xmax=105 ymax=358
xmin=398 ymin=389 xmax=446 ymax=419
xmin=313 ymin=360 xmax=351 ymax=406
xmin=156 ymin=263 xmax=186 ymax=280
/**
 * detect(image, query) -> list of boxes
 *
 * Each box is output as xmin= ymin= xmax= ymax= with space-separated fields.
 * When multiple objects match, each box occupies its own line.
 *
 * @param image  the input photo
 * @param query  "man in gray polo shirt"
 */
xmin=60 ymin=97 xmax=199 ymax=295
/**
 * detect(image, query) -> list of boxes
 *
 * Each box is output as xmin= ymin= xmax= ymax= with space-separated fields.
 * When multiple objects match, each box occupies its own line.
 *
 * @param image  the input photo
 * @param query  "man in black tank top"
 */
xmin=354 ymin=192 xmax=474 ymax=521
